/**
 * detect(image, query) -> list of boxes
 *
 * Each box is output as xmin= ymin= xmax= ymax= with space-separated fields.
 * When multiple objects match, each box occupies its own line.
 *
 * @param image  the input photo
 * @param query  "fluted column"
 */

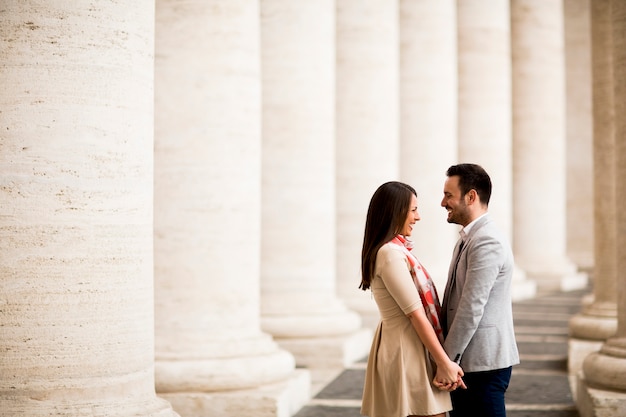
xmin=261 ymin=0 xmax=369 ymax=367
xmin=577 ymin=1 xmax=626 ymax=415
xmin=511 ymin=0 xmax=587 ymax=291
xmin=154 ymin=1 xmax=309 ymax=416
xmin=568 ymin=0 xmax=617 ymax=399
xmin=399 ymin=0 xmax=458 ymax=293
xmin=565 ymin=0 xmax=595 ymax=272
xmin=335 ymin=0 xmax=399 ymax=329
xmin=0 ymin=2 xmax=177 ymax=416
xmin=456 ymin=0 xmax=536 ymax=301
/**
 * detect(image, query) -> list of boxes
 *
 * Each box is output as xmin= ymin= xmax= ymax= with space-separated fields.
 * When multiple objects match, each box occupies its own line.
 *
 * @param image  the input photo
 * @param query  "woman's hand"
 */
xmin=433 ymin=375 xmax=466 ymax=391
xmin=433 ymin=361 xmax=467 ymax=391
xmin=405 ymin=308 xmax=468 ymax=392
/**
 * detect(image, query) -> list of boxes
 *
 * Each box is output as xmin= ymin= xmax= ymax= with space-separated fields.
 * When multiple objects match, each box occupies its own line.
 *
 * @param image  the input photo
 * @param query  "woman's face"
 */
xmin=400 ymin=194 xmax=420 ymax=236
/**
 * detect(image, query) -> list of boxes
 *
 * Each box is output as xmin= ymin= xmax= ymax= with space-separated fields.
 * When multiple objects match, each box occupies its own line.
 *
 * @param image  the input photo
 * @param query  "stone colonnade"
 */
xmin=152 ymin=1 xmax=308 ymax=416
xmin=456 ymin=0 xmax=536 ymax=299
xmin=398 ymin=0 xmax=459 ymax=294
xmin=5 ymin=1 xmax=626 ymax=417
xmin=335 ymin=0 xmax=399 ymax=328
xmin=511 ymin=0 xmax=588 ymax=292
xmin=0 ymin=2 xmax=179 ymax=416
xmin=568 ymin=1 xmax=626 ymax=416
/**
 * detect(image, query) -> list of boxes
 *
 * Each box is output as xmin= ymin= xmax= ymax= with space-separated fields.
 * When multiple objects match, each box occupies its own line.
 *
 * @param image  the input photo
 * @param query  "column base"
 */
xmin=582 ymin=339 xmax=626 ymax=389
xmin=530 ymin=270 xmax=588 ymax=293
xmin=570 ymin=310 xmax=618 ymax=341
xmin=517 ymin=256 xmax=589 ymax=292
xmin=568 ymin=338 xmax=603 ymax=401
xmin=510 ymin=264 xmax=537 ymax=301
xmin=275 ymin=327 xmax=373 ymax=368
xmin=1 ymin=397 xmax=180 ymax=417
xmin=261 ymin=307 xmax=363 ymax=338
xmin=576 ymin=372 xmax=626 ymax=417
xmin=358 ymin=310 xmax=381 ymax=332
xmin=560 ymin=271 xmax=589 ymax=291
xmin=511 ymin=278 xmax=537 ymax=301
xmin=159 ymin=369 xmax=311 ymax=417
xmin=156 ymin=346 xmax=297 ymax=392
xmin=340 ymin=288 xmax=380 ymax=329
xmin=568 ymin=313 xmax=618 ymax=398
xmin=341 ymin=294 xmax=380 ymax=331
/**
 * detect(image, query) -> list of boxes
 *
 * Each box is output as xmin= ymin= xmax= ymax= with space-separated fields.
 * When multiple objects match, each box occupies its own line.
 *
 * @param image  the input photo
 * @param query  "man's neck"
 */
xmin=463 ymin=211 xmax=488 ymax=229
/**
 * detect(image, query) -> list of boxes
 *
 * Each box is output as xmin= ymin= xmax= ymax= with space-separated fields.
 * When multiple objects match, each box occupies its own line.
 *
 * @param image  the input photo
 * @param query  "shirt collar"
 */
xmin=460 ymin=212 xmax=488 ymax=240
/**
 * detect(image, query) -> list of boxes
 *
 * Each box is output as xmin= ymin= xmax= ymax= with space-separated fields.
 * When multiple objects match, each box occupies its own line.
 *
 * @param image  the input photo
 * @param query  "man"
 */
xmin=439 ymin=163 xmax=519 ymax=417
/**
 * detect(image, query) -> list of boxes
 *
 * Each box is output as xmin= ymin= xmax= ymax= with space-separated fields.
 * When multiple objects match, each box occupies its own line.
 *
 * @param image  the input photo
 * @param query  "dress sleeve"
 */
xmin=378 ymin=245 xmax=424 ymax=315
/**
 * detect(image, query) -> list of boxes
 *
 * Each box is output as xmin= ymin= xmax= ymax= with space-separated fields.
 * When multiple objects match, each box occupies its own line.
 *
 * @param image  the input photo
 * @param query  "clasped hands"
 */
xmin=433 ymin=363 xmax=467 ymax=392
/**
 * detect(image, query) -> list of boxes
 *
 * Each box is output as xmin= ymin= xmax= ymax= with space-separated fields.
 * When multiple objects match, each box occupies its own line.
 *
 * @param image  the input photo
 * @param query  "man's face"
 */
xmin=441 ymin=175 xmax=470 ymax=226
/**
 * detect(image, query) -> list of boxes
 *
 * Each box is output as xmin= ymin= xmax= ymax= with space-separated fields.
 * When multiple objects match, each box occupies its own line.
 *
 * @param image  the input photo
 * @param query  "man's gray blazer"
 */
xmin=441 ymin=214 xmax=520 ymax=373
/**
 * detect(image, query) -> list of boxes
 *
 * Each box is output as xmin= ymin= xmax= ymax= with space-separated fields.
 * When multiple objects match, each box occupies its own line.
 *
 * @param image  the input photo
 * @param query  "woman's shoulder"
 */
xmin=377 ymin=241 xmax=406 ymax=261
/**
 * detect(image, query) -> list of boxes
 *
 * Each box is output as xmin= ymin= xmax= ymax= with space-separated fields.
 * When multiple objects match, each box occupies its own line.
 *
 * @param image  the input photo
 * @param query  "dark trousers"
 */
xmin=449 ymin=366 xmax=512 ymax=417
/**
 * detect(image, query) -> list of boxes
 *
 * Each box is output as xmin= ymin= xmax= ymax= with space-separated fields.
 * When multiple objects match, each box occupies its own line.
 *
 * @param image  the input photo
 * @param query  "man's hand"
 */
xmin=433 ymin=375 xmax=467 ymax=392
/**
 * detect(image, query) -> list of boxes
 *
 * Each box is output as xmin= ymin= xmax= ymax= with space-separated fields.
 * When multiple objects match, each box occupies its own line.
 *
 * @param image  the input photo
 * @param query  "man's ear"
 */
xmin=466 ymin=189 xmax=478 ymax=205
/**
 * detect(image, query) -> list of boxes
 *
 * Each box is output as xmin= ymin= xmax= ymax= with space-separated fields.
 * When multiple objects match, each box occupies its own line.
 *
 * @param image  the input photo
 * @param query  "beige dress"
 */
xmin=361 ymin=243 xmax=452 ymax=417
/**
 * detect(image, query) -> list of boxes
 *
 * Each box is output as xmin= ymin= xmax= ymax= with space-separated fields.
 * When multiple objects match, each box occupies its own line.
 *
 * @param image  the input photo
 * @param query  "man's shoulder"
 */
xmin=467 ymin=220 xmax=512 ymax=252
xmin=469 ymin=215 xmax=505 ymax=239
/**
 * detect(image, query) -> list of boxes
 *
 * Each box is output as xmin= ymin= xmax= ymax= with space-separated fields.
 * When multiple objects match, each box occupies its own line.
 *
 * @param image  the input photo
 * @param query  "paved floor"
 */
xmin=294 ymin=286 xmax=587 ymax=417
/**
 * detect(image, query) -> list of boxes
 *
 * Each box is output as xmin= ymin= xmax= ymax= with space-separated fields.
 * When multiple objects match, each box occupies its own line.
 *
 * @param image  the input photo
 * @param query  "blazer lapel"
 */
xmin=442 ymin=237 xmax=464 ymax=333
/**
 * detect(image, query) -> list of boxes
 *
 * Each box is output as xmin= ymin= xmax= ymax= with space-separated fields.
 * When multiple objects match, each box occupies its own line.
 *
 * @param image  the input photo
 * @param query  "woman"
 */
xmin=360 ymin=181 xmax=465 ymax=417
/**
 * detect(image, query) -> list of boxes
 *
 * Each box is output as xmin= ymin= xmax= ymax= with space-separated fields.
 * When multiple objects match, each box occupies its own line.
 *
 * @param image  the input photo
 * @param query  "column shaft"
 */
xmin=0 ymin=2 xmax=177 ymax=415
xmin=457 ymin=0 xmax=536 ymax=301
xmin=399 ymin=0 xmax=458 ymax=292
xmin=154 ymin=1 xmax=308 ymax=415
xmin=511 ymin=0 xmax=587 ymax=291
xmin=564 ymin=0 xmax=595 ymax=272
xmin=260 ymin=0 xmax=369 ymax=367
xmin=457 ymin=0 xmax=512 ymax=215
xmin=335 ymin=0 xmax=399 ymax=328
xmin=577 ymin=1 xmax=626 ymax=415
xmin=568 ymin=0 xmax=617 ymax=398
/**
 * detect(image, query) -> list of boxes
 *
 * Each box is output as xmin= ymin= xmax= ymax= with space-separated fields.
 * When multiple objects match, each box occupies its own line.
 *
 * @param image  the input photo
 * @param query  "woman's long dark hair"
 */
xmin=359 ymin=181 xmax=416 ymax=291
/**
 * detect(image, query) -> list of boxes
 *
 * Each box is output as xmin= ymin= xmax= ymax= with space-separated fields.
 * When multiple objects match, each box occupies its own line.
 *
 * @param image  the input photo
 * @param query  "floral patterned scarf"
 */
xmin=390 ymin=235 xmax=444 ymax=344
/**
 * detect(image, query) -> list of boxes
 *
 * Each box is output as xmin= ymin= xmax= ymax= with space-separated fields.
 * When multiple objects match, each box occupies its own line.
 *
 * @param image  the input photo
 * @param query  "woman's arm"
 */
xmin=407 ymin=308 xmax=466 ymax=390
xmin=378 ymin=245 xmax=466 ymax=389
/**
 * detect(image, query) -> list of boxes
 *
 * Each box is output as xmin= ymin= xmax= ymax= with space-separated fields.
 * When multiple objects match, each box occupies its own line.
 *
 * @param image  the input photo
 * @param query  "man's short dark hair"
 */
xmin=446 ymin=163 xmax=492 ymax=206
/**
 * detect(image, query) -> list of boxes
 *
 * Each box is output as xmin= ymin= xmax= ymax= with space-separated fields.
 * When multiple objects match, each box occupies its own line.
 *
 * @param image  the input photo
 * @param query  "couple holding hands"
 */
xmin=359 ymin=163 xmax=519 ymax=417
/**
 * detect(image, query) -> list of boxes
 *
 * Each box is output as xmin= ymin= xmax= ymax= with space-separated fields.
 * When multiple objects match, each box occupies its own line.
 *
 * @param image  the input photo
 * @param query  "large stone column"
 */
xmin=153 ymin=1 xmax=309 ymax=416
xmin=511 ymin=0 xmax=587 ymax=291
xmin=0 ymin=2 xmax=178 ymax=416
xmin=568 ymin=0 xmax=617 ymax=399
xmin=399 ymin=0 xmax=458 ymax=293
xmin=565 ymin=0 xmax=595 ymax=272
xmin=335 ymin=0 xmax=399 ymax=329
xmin=577 ymin=1 xmax=626 ymax=415
xmin=260 ymin=0 xmax=369 ymax=368
xmin=456 ymin=0 xmax=536 ymax=301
